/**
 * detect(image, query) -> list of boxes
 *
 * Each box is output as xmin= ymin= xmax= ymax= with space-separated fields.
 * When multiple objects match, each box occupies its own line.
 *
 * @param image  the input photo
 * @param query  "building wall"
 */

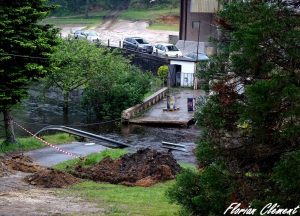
xmin=170 ymin=60 xmax=196 ymax=87
xmin=180 ymin=0 xmax=218 ymax=42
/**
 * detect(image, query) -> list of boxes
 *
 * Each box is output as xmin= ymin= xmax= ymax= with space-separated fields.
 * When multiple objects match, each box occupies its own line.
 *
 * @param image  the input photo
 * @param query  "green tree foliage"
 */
xmin=83 ymin=54 xmax=151 ymax=120
xmin=0 ymin=0 xmax=59 ymax=143
xmin=168 ymin=1 xmax=300 ymax=215
xmin=157 ymin=65 xmax=168 ymax=86
xmin=48 ymin=0 xmax=178 ymax=15
xmin=46 ymin=38 xmax=104 ymax=122
xmin=167 ymin=164 xmax=233 ymax=216
xmin=50 ymin=0 xmax=128 ymax=15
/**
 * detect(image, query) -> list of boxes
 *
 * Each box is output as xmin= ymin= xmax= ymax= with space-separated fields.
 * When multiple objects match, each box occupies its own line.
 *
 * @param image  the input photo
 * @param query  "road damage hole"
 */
xmin=72 ymin=148 xmax=181 ymax=187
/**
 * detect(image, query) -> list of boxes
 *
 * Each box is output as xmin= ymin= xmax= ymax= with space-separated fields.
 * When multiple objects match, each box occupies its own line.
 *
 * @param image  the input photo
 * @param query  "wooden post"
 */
xmin=108 ymin=39 xmax=110 ymax=47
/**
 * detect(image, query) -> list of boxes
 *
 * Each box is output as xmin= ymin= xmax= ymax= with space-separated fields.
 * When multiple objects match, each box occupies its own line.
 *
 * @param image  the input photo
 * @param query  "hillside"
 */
xmin=43 ymin=0 xmax=180 ymax=32
xmin=48 ymin=0 xmax=179 ymax=16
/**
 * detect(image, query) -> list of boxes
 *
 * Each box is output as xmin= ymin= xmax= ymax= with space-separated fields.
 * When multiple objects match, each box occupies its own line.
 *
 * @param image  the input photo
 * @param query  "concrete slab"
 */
xmin=130 ymin=89 xmax=206 ymax=126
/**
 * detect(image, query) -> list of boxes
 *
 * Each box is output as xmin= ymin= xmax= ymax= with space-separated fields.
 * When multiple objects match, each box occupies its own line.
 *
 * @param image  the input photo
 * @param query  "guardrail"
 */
xmin=122 ymin=87 xmax=168 ymax=122
xmin=35 ymin=125 xmax=129 ymax=148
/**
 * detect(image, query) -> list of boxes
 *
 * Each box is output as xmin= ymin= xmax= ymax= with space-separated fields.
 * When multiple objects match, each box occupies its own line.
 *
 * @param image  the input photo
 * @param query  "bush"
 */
xmin=168 ymin=1 xmax=299 ymax=215
xmin=271 ymin=150 xmax=300 ymax=205
xmin=196 ymin=138 xmax=218 ymax=167
xmin=83 ymin=56 xmax=152 ymax=120
xmin=167 ymin=164 xmax=233 ymax=216
xmin=157 ymin=65 xmax=169 ymax=85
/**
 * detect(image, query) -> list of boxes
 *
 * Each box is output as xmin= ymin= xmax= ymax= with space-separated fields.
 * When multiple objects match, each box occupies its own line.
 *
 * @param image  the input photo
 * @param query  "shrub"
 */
xmin=167 ymin=164 xmax=233 ymax=216
xmin=83 ymin=59 xmax=152 ymax=120
xmin=157 ymin=65 xmax=169 ymax=85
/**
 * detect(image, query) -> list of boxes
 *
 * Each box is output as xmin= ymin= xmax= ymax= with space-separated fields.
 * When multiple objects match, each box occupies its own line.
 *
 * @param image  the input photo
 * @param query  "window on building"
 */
xmin=190 ymin=0 xmax=219 ymax=13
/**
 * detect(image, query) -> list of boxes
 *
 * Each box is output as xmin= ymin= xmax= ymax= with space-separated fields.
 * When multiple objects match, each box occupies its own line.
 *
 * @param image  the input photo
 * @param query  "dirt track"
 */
xmin=0 ymin=172 xmax=104 ymax=216
xmin=0 ymin=190 xmax=104 ymax=216
xmin=60 ymin=19 xmax=178 ymax=47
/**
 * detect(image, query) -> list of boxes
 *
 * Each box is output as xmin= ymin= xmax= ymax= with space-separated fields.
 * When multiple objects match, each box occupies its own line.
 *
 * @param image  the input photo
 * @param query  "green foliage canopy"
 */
xmin=0 ymin=0 xmax=59 ymax=143
xmin=168 ymin=1 xmax=300 ymax=215
xmin=0 ymin=0 xmax=59 ymax=112
xmin=83 ymin=53 xmax=151 ymax=120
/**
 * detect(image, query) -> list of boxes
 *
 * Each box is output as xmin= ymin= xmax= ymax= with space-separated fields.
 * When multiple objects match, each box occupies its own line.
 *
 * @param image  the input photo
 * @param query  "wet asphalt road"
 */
xmin=25 ymin=142 xmax=107 ymax=166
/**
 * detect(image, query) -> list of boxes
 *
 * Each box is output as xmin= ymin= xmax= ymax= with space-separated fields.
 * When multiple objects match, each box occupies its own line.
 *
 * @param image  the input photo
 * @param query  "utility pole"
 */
xmin=192 ymin=21 xmax=201 ymax=60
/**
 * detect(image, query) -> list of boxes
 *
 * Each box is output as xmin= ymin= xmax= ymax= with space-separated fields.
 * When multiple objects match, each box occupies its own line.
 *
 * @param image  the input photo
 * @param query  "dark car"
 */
xmin=123 ymin=37 xmax=153 ymax=54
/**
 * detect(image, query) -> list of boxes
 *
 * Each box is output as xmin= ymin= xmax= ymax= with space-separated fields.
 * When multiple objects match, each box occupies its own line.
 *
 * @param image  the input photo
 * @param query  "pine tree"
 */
xmin=168 ymin=1 xmax=300 ymax=215
xmin=0 ymin=0 xmax=59 ymax=143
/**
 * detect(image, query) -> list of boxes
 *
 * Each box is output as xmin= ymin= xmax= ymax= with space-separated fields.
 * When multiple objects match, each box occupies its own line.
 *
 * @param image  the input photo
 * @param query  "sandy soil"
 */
xmin=59 ymin=19 xmax=178 ymax=47
xmin=0 ymin=172 xmax=104 ymax=216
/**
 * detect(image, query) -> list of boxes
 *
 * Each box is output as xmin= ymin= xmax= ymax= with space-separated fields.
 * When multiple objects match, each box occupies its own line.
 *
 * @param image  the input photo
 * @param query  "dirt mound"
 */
xmin=74 ymin=148 xmax=181 ymax=187
xmin=0 ymin=160 xmax=13 ymax=177
xmin=25 ymin=169 xmax=81 ymax=188
xmin=4 ymin=154 xmax=46 ymax=173
xmin=157 ymin=15 xmax=180 ymax=25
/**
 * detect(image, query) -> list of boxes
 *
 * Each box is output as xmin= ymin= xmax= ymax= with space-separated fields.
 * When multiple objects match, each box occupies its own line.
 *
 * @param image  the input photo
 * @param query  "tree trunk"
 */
xmin=85 ymin=0 xmax=90 ymax=18
xmin=63 ymin=91 xmax=69 ymax=124
xmin=3 ymin=109 xmax=16 ymax=144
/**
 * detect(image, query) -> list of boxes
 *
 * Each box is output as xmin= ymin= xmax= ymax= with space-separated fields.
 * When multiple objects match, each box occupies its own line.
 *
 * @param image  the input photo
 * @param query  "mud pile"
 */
xmin=74 ymin=148 xmax=181 ymax=187
xmin=0 ymin=156 xmax=12 ymax=177
xmin=25 ymin=169 xmax=81 ymax=188
xmin=4 ymin=154 xmax=46 ymax=173
xmin=157 ymin=15 xmax=180 ymax=25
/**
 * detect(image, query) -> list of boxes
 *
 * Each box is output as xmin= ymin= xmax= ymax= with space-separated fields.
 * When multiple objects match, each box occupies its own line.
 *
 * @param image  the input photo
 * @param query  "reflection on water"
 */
xmin=1 ymin=87 xmax=201 ymax=164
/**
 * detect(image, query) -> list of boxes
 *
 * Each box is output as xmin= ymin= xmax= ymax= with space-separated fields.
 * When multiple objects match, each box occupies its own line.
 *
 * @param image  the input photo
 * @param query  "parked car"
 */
xmin=74 ymin=30 xmax=87 ymax=39
xmin=74 ymin=30 xmax=101 ymax=43
xmin=123 ymin=37 xmax=153 ymax=54
xmin=85 ymin=31 xmax=101 ymax=43
xmin=153 ymin=43 xmax=183 ymax=57
xmin=185 ymin=53 xmax=209 ymax=61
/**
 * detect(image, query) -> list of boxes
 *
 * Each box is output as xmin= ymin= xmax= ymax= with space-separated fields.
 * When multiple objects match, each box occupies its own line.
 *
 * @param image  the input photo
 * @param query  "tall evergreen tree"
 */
xmin=168 ymin=1 xmax=300 ymax=215
xmin=0 ymin=0 xmax=59 ymax=143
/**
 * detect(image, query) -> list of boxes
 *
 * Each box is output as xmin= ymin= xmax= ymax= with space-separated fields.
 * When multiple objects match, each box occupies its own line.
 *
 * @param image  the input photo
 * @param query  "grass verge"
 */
xmin=119 ymin=8 xmax=179 ymax=21
xmin=54 ymin=149 xmax=128 ymax=171
xmin=62 ymin=181 xmax=180 ymax=216
xmin=148 ymin=23 xmax=179 ymax=31
xmin=0 ymin=133 xmax=76 ymax=153
xmin=41 ymin=11 xmax=108 ymax=27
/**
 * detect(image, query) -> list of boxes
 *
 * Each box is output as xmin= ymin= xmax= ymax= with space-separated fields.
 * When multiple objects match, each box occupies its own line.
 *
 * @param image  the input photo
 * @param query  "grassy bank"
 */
xmin=54 ymin=149 xmax=128 ymax=171
xmin=148 ymin=23 xmax=179 ymax=31
xmin=41 ymin=11 xmax=108 ymax=27
xmin=0 ymin=133 xmax=76 ymax=153
xmin=119 ymin=8 xmax=179 ymax=21
xmin=42 ymin=8 xmax=179 ymax=32
xmin=63 ymin=181 xmax=179 ymax=216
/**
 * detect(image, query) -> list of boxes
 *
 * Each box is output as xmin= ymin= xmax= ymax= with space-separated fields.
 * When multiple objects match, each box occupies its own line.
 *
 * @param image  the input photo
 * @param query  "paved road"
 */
xmin=25 ymin=142 xmax=107 ymax=167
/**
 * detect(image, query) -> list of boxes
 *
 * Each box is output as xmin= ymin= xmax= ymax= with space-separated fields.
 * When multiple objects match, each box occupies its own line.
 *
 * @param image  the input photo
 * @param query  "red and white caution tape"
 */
xmin=13 ymin=121 xmax=80 ymax=158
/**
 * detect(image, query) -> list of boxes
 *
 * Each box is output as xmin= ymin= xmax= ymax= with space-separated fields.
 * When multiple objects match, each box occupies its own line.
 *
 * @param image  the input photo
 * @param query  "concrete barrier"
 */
xmin=122 ymin=87 xmax=168 ymax=122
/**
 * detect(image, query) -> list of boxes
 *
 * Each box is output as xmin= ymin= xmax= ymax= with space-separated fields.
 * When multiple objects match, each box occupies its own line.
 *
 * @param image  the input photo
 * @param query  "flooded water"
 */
xmin=1 ymin=86 xmax=201 ymax=164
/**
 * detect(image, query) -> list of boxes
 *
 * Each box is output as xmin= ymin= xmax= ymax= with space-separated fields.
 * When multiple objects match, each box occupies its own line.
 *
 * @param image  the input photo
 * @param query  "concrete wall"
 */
xmin=180 ymin=0 xmax=218 ymax=42
xmin=170 ymin=60 xmax=196 ymax=87
xmin=170 ymin=60 xmax=195 ymax=74
xmin=122 ymin=87 xmax=169 ymax=122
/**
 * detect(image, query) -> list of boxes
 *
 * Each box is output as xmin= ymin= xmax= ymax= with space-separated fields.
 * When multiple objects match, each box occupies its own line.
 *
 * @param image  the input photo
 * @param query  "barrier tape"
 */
xmin=13 ymin=121 xmax=80 ymax=158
